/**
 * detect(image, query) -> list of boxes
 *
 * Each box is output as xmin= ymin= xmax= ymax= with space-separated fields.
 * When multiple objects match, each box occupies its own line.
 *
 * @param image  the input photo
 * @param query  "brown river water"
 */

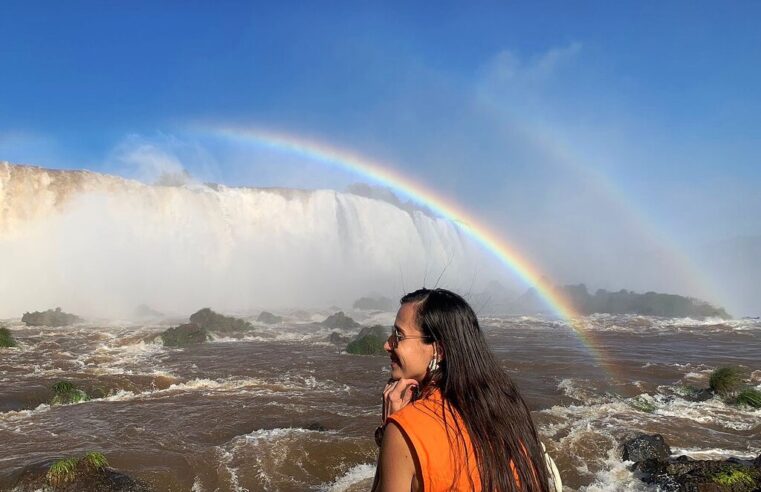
xmin=1 ymin=312 xmax=759 ymax=491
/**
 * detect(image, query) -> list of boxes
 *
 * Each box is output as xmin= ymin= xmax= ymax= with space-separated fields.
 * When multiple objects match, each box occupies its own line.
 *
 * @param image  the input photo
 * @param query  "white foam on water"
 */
xmin=577 ymin=449 xmax=652 ymax=491
xmin=321 ymin=463 xmax=376 ymax=491
xmin=671 ymin=447 xmax=760 ymax=460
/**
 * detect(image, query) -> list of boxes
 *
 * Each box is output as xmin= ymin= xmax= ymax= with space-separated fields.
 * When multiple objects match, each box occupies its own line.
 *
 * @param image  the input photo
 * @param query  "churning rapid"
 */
xmin=1 ymin=313 xmax=760 ymax=490
xmin=0 ymin=162 xmax=491 ymax=319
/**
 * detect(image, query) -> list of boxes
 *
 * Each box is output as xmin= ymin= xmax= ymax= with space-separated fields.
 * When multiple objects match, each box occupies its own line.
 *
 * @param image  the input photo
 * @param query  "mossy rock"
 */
xmin=321 ymin=311 xmax=360 ymax=329
xmin=0 ymin=326 xmax=17 ymax=347
xmin=257 ymin=311 xmax=283 ymax=324
xmin=709 ymin=366 xmax=745 ymax=396
xmin=627 ymin=396 xmax=656 ymax=413
xmin=21 ymin=307 xmax=83 ymax=327
xmin=11 ymin=451 xmax=152 ymax=491
xmin=712 ymin=468 xmax=757 ymax=488
xmin=346 ymin=325 xmax=389 ymax=355
xmin=50 ymin=381 xmax=89 ymax=405
xmin=189 ymin=308 xmax=252 ymax=333
xmin=735 ymin=388 xmax=761 ymax=409
xmin=160 ymin=323 xmax=209 ymax=347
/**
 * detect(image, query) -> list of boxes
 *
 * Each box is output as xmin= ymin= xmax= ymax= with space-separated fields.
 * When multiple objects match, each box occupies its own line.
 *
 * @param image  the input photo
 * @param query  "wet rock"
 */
xmin=622 ymin=434 xmax=672 ymax=462
xmin=257 ymin=311 xmax=283 ymax=324
xmin=352 ymin=296 xmax=394 ymax=311
xmin=21 ymin=307 xmax=83 ymax=327
xmin=304 ymin=421 xmax=327 ymax=431
xmin=328 ymin=332 xmax=350 ymax=344
xmin=346 ymin=325 xmax=388 ymax=356
xmin=160 ymin=323 xmax=209 ymax=347
xmin=680 ymin=386 xmax=715 ymax=402
xmin=627 ymin=434 xmax=761 ymax=491
xmin=11 ymin=452 xmax=153 ymax=491
xmin=0 ymin=326 xmax=17 ymax=347
xmin=189 ymin=308 xmax=253 ymax=333
xmin=321 ymin=311 xmax=360 ymax=329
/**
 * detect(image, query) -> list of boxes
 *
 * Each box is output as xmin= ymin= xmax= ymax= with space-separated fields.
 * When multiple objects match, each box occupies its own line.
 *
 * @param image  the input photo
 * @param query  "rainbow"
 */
xmin=205 ymin=125 xmax=618 ymax=379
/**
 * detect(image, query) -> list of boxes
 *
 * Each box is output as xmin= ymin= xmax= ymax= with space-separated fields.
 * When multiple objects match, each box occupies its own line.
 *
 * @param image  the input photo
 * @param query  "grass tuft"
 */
xmin=735 ymin=388 xmax=761 ymax=409
xmin=709 ymin=366 xmax=745 ymax=396
xmin=46 ymin=457 xmax=78 ymax=486
xmin=82 ymin=451 xmax=109 ymax=470
xmin=0 ymin=327 xmax=16 ymax=348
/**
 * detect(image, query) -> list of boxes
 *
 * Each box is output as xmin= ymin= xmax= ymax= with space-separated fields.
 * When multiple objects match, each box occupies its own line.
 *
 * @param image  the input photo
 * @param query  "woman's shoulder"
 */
xmin=389 ymin=389 xmax=448 ymax=428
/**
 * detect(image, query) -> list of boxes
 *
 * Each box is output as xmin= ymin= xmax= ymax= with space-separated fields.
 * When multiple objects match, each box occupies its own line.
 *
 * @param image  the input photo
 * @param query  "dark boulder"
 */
xmin=257 ymin=311 xmax=283 ymax=324
xmin=304 ymin=422 xmax=327 ymax=431
xmin=626 ymin=434 xmax=761 ymax=491
xmin=346 ymin=325 xmax=389 ymax=356
xmin=189 ymin=308 xmax=252 ymax=333
xmin=321 ymin=311 xmax=360 ymax=329
xmin=680 ymin=386 xmax=715 ymax=402
xmin=21 ymin=307 xmax=83 ymax=327
xmin=622 ymin=434 xmax=671 ymax=462
xmin=160 ymin=323 xmax=209 ymax=347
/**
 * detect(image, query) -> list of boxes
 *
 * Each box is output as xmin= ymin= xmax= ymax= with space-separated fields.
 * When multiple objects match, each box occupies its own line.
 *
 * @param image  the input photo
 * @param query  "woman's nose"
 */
xmin=383 ymin=337 xmax=392 ymax=351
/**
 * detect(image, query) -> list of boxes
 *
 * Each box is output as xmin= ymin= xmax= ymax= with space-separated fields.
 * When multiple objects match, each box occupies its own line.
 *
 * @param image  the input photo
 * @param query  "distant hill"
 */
xmin=510 ymin=284 xmax=730 ymax=319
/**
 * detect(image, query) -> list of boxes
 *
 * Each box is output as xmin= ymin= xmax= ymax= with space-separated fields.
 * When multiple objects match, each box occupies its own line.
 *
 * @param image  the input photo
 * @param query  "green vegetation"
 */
xmin=627 ymin=396 xmax=656 ymax=413
xmin=0 ymin=327 xmax=16 ymax=347
xmin=21 ymin=307 xmax=83 ymax=326
xmin=51 ymin=381 xmax=89 ymax=405
xmin=709 ymin=366 xmax=745 ymax=396
xmin=735 ymin=388 xmax=761 ymax=408
xmin=346 ymin=325 xmax=388 ymax=355
xmin=712 ymin=468 xmax=756 ymax=487
xmin=81 ymin=451 xmax=109 ymax=471
xmin=46 ymin=457 xmax=78 ymax=486
xmin=530 ymin=284 xmax=732 ymax=318
xmin=46 ymin=452 xmax=109 ymax=487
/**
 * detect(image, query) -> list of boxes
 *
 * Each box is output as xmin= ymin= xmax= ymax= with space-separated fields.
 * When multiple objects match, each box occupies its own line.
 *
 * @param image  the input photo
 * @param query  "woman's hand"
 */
xmin=382 ymin=378 xmax=419 ymax=423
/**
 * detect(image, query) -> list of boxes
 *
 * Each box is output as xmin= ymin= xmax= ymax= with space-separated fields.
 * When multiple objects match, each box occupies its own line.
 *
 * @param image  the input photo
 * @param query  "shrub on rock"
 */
xmin=0 ymin=327 xmax=16 ymax=347
xmin=6 ymin=451 xmax=153 ymax=491
xmin=709 ymin=366 xmax=745 ymax=396
xmin=21 ymin=307 xmax=82 ymax=327
xmin=735 ymin=388 xmax=761 ymax=409
xmin=189 ymin=308 xmax=252 ymax=333
xmin=51 ymin=381 xmax=89 ymax=405
xmin=346 ymin=325 xmax=388 ymax=355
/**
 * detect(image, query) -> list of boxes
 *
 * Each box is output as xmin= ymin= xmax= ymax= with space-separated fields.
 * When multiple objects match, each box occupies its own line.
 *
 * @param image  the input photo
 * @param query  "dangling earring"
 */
xmin=428 ymin=344 xmax=439 ymax=372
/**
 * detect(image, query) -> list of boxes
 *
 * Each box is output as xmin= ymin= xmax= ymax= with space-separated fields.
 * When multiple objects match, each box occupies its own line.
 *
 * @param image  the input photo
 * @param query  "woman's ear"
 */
xmin=435 ymin=342 xmax=445 ymax=362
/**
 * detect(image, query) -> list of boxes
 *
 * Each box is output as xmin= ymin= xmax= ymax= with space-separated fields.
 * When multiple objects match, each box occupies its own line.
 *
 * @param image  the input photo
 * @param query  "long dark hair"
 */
xmin=400 ymin=288 xmax=554 ymax=492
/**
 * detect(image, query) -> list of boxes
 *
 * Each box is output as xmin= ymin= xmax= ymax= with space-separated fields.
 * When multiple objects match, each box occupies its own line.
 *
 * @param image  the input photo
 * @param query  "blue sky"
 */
xmin=2 ymin=2 xmax=760 ymax=312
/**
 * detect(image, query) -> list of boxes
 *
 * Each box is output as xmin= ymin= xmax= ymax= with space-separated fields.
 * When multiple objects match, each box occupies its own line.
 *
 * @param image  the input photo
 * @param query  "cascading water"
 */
xmin=0 ymin=162 xmax=490 ymax=318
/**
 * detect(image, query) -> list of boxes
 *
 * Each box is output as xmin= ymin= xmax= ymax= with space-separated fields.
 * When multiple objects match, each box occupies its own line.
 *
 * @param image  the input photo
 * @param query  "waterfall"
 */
xmin=0 ymin=162 xmax=489 ymax=317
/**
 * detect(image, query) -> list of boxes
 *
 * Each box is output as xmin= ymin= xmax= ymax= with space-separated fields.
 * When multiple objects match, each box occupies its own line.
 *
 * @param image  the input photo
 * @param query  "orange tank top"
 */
xmin=386 ymin=389 xmax=523 ymax=491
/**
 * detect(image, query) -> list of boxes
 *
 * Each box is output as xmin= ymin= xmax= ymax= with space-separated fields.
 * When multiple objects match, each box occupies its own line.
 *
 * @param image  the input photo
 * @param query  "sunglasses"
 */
xmin=388 ymin=326 xmax=432 ymax=349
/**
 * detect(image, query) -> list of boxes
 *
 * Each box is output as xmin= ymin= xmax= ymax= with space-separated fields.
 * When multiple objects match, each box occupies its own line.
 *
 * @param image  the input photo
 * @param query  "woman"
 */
xmin=371 ymin=288 xmax=560 ymax=491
